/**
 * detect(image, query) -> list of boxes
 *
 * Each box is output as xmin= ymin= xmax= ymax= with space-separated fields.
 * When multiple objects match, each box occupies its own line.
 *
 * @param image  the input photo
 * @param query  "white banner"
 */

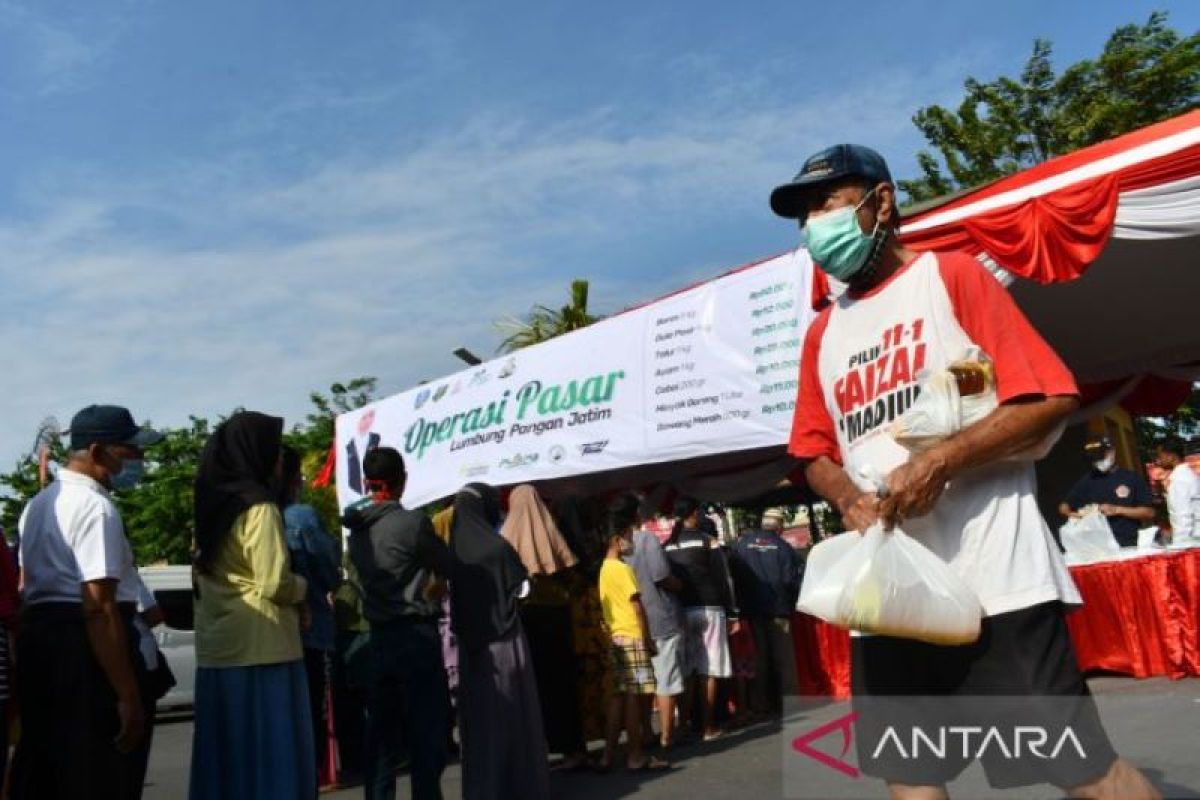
xmin=336 ymin=248 xmax=814 ymax=509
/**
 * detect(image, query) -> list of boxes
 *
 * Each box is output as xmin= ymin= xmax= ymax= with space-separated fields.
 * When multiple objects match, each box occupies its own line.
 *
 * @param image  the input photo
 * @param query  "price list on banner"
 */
xmin=643 ymin=250 xmax=813 ymax=455
xmin=749 ymin=278 xmax=802 ymax=418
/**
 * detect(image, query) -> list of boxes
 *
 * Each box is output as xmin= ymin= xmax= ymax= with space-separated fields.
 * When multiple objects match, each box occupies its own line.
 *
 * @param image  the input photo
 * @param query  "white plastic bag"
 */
xmin=888 ymin=347 xmax=1063 ymax=460
xmin=889 ymin=348 xmax=996 ymax=452
xmin=794 ymin=530 xmax=863 ymax=623
xmin=1059 ymin=509 xmax=1120 ymax=562
xmin=797 ymin=523 xmax=983 ymax=645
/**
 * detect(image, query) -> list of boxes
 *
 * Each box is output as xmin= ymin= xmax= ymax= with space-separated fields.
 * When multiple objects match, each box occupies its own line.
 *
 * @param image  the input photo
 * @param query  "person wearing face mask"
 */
xmin=1060 ymin=436 xmax=1154 ymax=547
xmin=771 ymin=147 xmax=1158 ymax=799
xmin=11 ymin=404 xmax=163 ymax=800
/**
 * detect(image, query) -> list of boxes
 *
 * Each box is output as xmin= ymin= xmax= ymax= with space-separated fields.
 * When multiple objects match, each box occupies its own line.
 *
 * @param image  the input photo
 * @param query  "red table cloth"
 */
xmin=790 ymin=548 xmax=1200 ymax=699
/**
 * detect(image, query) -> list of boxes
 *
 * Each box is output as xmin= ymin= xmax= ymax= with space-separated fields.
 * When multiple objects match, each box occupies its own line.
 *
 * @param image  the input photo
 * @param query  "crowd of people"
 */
xmin=3 ymin=139 xmax=1184 ymax=800
xmin=4 ymin=403 xmax=805 ymax=800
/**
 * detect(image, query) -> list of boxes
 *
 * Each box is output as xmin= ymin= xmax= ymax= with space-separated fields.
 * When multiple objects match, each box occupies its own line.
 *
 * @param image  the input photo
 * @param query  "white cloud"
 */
xmin=0 ymin=53 xmax=976 ymax=472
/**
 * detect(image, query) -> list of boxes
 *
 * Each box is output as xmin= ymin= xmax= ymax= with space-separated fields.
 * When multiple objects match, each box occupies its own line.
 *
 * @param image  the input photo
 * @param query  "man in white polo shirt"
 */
xmin=771 ymin=146 xmax=1157 ymax=799
xmin=11 ymin=405 xmax=163 ymax=800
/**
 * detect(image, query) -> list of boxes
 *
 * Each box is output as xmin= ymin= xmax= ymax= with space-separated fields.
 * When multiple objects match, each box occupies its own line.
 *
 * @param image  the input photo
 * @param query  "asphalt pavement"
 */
xmin=144 ymin=676 xmax=1200 ymax=799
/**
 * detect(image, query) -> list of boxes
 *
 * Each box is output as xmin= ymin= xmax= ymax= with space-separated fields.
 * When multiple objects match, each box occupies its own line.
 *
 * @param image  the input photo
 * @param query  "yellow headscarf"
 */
xmin=431 ymin=507 xmax=454 ymax=544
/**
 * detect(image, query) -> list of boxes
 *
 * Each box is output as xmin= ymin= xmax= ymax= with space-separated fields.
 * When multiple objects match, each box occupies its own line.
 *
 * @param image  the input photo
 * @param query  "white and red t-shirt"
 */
xmin=790 ymin=251 xmax=1082 ymax=616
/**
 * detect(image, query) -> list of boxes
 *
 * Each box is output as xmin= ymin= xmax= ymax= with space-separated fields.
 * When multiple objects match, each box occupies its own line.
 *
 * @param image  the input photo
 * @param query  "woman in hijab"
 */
xmin=501 ymin=485 xmax=592 ymax=770
xmin=189 ymin=411 xmax=315 ymax=800
xmin=450 ymin=483 xmax=551 ymax=800
xmin=554 ymin=495 xmax=613 ymax=743
xmin=430 ymin=506 xmax=460 ymax=757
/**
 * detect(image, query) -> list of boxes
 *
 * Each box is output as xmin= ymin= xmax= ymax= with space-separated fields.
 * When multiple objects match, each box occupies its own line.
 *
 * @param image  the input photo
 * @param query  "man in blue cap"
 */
xmin=772 ymin=148 xmax=1157 ymax=798
xmin=12 ymin=405 xmax=163 ymax=800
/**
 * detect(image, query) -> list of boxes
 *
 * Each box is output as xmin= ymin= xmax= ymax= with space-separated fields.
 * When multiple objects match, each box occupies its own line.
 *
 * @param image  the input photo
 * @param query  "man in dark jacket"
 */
xmin=342 ymin=447 xmax=451 ymax=800
xmin=663 ymin=497 xmax=740 ymax=740
xmin=730 ymin=508 xmax=802 ymax=716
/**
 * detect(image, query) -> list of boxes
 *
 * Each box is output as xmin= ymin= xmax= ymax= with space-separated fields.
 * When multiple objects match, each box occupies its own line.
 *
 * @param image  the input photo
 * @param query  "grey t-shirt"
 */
xmin=628 ymin=530 xmax=682 ymax=640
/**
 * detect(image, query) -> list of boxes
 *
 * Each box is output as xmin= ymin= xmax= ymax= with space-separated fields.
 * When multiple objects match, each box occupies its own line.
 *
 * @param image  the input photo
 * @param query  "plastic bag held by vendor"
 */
xmin=1059 ymin=507 xmax=1120 ymax=563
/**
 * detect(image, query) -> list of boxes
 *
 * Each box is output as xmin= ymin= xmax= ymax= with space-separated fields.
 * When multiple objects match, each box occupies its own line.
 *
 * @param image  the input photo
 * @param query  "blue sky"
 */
xmin=0 ymin=0 xmax=1194 ymax=467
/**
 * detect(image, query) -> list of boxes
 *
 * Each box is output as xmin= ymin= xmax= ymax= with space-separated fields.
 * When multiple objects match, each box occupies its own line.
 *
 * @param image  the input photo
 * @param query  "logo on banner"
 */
xmin=414 ymin=388 xmax=432 ymax=410
xmin=433 ymin=384 xmax=450 ymax=403
xmin=580 ymin=440 xmax=609 ymax=456
xmin=459 ymin=463 xmax=489 ymax=478
xmin=499 ymin=453 xmax=539 ymax=470
xmin=499 ymin=358 xmax=517 ymax=379
xmin=470 ymin=369 xmax=489 ymax=387
xmin=548 ymin=445 xmax=566 ymax=464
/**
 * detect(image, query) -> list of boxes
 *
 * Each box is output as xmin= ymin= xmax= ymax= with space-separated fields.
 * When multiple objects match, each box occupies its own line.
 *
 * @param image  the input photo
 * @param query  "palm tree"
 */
xmin=496 ymin=279 xmax=598 ymax=353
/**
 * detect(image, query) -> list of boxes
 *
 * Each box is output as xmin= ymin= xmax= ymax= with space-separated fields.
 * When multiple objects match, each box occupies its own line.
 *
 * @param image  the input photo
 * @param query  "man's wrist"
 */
xmin=922 ymin=443 xmax=957 ymax=482
xmin=835 ymin=488 xmax=862 ymax=515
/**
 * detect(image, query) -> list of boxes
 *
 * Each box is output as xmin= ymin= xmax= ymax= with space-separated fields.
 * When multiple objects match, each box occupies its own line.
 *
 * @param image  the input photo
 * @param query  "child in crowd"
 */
xmin=597 ymin=495 xmax=670 ymax=772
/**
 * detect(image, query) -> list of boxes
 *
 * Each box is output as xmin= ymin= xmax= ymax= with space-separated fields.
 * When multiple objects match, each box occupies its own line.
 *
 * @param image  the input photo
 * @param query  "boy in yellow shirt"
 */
xmin=598 ymin=495 xmax=670 ymax=772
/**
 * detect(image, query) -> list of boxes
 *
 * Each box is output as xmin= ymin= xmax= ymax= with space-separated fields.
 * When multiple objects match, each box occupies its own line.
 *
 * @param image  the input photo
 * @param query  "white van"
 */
xmin=138 ymin=565 xmax=195 ymax=712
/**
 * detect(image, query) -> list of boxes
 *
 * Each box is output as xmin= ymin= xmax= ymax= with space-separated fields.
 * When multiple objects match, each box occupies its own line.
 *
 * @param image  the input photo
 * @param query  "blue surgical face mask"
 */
xmin=804 ymin=189 xmax=883 ymax=281
xmin=110 ymin=457 xmax=145 ymax=490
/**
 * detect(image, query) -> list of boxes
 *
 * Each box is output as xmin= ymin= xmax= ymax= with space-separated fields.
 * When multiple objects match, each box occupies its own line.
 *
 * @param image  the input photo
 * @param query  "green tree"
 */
xmin=116 ymin=416 xmax=212 ymax=565
xmin=0 ymin=441 xmax=66 ymax=539
xmin=1133 ymin=385 xmax=1200 ymax=464
xmin=901 ymin=12 xmax=1200 ymax=201
xmin=0 ymin=377 xmax=378 ymax=563
xmin=496 ymin=279 xmax=597 ymax=352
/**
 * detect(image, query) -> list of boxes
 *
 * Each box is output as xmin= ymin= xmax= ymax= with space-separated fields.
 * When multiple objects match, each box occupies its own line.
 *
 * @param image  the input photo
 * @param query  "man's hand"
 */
xmin=840 ymin=491 xmax=881 ymax=532
xmin=727 ymin=619 xmax=743 ymax=637
xmin=115 ymin=694 xmax=146 ymax=754
xmin=880 ymin=450 xmax=951 ymax=528
xmin=1099 ymin=504 xmax=1122 ymax=518
xmin=141 ymin=605 xmax=166 ymax=628
xmin=82 ymin=579 xmax=145 ymax=756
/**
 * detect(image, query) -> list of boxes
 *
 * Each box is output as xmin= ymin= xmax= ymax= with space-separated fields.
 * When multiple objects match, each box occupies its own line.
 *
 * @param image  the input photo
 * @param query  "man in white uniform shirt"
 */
xmin=12 ymin=405 xmax=163 ymax=800
xmin=1155 ymin=439 xmax=1200 ymax=541
xmin=771 ymin=145 xmax=1157 ymax=799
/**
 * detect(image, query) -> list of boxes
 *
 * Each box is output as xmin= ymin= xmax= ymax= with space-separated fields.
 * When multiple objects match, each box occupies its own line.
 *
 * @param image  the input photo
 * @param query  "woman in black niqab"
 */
xmin=450 ymin=483 xmax=550 ymax=800
xmin=194 ymin=411 xmax=284 ymax=573
xmin=449 ymin=482 xmax=528 ymax=650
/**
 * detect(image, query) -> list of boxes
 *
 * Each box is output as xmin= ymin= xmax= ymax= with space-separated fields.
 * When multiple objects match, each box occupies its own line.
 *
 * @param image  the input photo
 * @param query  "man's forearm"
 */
xmin=929 ymin=395 xmax=1077 ymax=479
xmin=805 ymin=456 xmax=862 ymax=512
xmin=1117 ymin=505 xmax=1156 ymax=523
xmin=84 ymin=605 xmax=140 ymax=702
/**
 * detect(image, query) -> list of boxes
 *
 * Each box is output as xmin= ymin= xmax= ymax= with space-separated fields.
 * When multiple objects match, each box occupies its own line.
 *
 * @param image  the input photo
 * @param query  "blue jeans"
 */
xmin=363 ymin=618 xmax=450 ymax=800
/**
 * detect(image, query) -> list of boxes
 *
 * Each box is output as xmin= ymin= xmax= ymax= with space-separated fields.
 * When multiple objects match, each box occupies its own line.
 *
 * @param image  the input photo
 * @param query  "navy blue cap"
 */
xmin=770 ymin=144 xmax=894 ymax=220
xmin=68 ymin=405 xmax=164 ymax=451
